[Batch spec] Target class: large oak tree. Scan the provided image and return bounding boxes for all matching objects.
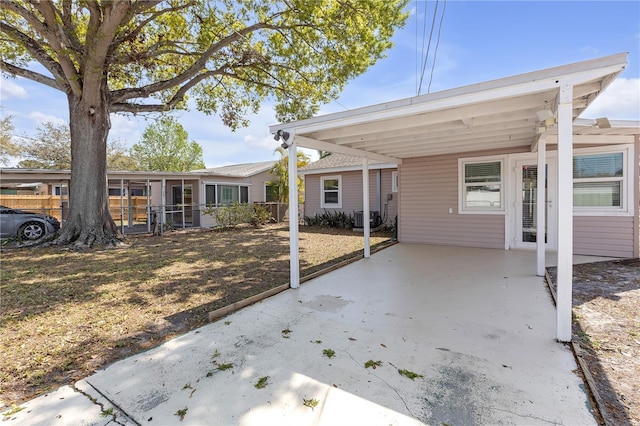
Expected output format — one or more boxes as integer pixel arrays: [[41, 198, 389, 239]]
[[0, 0, 408, 247]]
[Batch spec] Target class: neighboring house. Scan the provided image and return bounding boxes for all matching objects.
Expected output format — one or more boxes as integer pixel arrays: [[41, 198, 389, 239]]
[[299, 154, 398, 228], [0, 160, 279, 230]]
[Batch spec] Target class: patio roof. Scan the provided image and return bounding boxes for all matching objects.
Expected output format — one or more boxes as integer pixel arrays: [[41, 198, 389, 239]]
[[271, 53, 638, 344], [270, 53, 629, 162]]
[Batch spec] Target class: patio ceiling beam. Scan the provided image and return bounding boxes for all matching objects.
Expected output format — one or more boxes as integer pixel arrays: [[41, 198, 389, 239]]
[[371, 132, 534, 157], [545, 134, 635, 144], [307, 93, 553, 141], [293, 135, 402, 164], [386, 140, 532, 159], [346, 119, 536, 150]]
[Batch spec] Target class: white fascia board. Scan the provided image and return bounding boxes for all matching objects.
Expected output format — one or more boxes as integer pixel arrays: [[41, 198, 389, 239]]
[[270, 54, 627, 136], [299, 163, 397, 176], [294, 135, 402, 164], [574, 118, 640, 128], [546, 134, 636, 144]]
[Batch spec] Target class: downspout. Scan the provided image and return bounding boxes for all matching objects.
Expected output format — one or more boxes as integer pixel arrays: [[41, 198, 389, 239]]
[[288, 134, 300, 289], [556, 84, 574, 343]]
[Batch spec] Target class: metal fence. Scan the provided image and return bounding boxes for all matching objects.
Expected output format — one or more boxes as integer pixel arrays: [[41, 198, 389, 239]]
[[0, 195, 292, 236]]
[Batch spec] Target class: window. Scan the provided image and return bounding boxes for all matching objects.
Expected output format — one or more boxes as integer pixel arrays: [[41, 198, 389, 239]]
[[321, 175, 341, 208], [392, 171, 399, 193], [205, 185, 216, 206], [204, 184, 249, 206], [265, 182, 280, 202], [573, 152, 624, 209], [459, 157, 504, 213]]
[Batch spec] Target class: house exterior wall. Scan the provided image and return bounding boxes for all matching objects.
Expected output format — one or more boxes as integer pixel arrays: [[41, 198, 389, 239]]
[[249, 169, 277, 203], [399, 151, 506, 249], [398, 145, 638, 257], [303, 169, 398, 227]]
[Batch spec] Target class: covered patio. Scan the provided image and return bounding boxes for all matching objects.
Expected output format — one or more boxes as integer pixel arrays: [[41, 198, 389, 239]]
[[13, 244, 599, 425], [271, 53, 638, 343]]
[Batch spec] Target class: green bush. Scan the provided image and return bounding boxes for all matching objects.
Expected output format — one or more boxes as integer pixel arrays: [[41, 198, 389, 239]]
[[203, 203, 273, 228], [303, 210, 354, 229], [249, 204, 273, 227]]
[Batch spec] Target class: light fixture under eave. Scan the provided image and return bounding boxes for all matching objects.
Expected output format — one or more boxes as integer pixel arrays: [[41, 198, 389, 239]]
[[595, 117, 611, 128], [273, 129, 290, 142], [536, 109, 555, 121]]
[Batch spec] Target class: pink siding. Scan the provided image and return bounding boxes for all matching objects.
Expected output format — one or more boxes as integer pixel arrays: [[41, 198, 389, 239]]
[[248, 170, 276, 203], [398, 154, 505, 248], [574, 217, 635, 258], [303, 170, 398, 227]]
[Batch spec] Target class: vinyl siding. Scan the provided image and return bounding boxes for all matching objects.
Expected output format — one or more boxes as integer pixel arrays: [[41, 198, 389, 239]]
[[399, 153, 505, 248], [303, 170, 398, 226], [574, 216, 635, 258]]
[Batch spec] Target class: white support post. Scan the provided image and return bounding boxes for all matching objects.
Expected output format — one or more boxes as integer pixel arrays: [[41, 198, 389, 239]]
[[146, 179, 151, 233], [288, 137, 300, 289], [556, 84, 574, 342], [362, 158, 371, 258], [161, 178, 166, 236], [120, 179, 125, 235], [127, 181, 133, 228], [181, 179, 186, 229], [536, 136, 547, 277]]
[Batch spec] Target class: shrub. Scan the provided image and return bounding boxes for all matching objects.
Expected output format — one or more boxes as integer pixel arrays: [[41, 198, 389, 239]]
[[249, 204, 273, 227], [203, 203, 273, 228], [303, 210, 354, 229]]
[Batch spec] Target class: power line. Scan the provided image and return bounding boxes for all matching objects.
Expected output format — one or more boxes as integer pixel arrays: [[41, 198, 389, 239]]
[[427, 0, 447, 94], [417, 0, 440, 96]]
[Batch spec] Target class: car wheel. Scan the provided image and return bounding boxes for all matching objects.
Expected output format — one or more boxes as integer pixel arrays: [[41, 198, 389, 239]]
[[19, 221, 45, 240]]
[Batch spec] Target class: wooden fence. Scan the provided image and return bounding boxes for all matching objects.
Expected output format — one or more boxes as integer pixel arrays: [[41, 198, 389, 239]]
[[0, 195, 149, 222]]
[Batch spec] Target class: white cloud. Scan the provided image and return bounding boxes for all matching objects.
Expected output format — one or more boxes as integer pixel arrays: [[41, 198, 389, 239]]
[[244, 133, 280, 151], [109, 114, 143, 146], [582, 78, 640, 120], [28, 111, 66, 126], [0, 78, 28, 100]]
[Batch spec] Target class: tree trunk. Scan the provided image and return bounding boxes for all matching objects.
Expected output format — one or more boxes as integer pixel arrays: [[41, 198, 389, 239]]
[[55, 89, 121, 247]]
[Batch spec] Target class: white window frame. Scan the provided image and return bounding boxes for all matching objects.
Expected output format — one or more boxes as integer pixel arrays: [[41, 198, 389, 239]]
[[321, 175, 342, 208], [572, 145, 634, 216], [392, 171, 399, 193], [203, 183, 250, 206], [264, 182, 280, 203], [458, 155, 506, 214]]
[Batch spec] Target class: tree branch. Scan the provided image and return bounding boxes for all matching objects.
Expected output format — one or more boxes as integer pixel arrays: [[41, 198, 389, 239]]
[[0, 61, 62, 92], [110, 20, 278, 103], [32, 0, 83, 95], [0, 22, 68, 90]]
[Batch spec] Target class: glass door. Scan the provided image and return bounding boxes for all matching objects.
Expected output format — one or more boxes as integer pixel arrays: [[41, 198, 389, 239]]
[[514, 159, 556, 249]]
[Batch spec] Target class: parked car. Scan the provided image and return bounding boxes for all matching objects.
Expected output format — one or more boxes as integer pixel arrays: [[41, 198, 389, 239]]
[[0, 206, 61, 240]]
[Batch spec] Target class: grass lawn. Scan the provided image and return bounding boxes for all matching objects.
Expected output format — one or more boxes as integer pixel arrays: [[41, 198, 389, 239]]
[[0, 224, 392, 407]]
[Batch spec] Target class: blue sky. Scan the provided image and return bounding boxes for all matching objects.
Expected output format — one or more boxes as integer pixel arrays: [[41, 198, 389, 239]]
[[1, 1, 639, 168]]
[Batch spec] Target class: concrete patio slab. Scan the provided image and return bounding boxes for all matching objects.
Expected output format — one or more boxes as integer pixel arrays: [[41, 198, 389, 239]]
[[5, 244, 599, 425]]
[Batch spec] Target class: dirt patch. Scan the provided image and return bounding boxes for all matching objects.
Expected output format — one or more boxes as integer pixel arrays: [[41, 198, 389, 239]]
[[0, 224, 393, 408], [547, 259, 640, 426]]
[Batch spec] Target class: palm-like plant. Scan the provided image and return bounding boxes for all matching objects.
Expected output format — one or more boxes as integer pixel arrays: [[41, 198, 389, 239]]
[[270, 147, 310, 203]]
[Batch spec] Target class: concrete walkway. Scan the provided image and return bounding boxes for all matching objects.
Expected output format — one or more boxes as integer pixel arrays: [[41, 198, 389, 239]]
[[3, 244, 597, 425]]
